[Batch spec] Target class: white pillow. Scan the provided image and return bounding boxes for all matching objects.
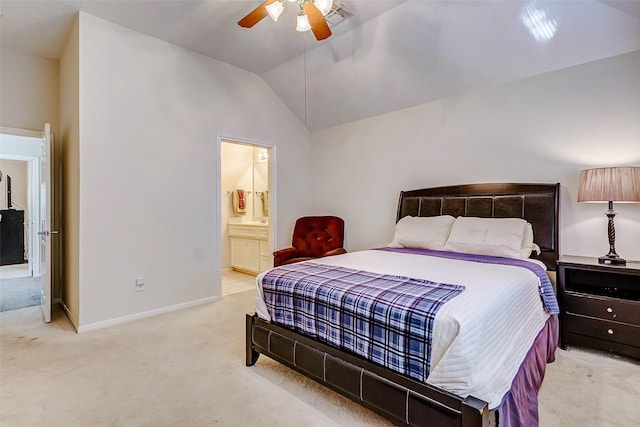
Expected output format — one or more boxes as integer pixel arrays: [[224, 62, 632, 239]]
[[389, 215, 456, 250], [520, 223, 541, 258], [444, 217, 529, 259]]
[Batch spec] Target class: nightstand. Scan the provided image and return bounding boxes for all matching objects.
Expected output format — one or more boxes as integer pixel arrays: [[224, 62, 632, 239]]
[[557, 255, 640, 360]]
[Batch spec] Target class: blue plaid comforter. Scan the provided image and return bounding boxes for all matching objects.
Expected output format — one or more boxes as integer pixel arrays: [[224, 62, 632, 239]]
[[261, 262, 465, 382]]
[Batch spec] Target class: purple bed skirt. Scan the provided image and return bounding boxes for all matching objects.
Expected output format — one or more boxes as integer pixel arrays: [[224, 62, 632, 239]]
[[498, 314, 559, 426]]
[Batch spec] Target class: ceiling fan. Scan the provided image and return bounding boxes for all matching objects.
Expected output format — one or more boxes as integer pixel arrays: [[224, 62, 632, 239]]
[[238, 0, 334, 41]]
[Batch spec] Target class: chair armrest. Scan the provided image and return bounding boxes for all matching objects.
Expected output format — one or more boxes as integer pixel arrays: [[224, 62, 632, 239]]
[[322, 248, 347, 257], [273, 247, 299, 267]]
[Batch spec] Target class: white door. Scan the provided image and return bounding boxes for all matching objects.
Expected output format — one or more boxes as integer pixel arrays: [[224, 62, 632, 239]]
[[39, 123, 55, 323]]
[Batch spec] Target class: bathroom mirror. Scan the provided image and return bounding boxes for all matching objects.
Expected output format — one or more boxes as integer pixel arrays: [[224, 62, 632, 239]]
[[253, 148, 269, 221]]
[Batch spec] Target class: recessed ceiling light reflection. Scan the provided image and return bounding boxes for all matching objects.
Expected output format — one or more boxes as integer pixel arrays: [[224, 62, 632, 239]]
[[520, 1, 558, 42]]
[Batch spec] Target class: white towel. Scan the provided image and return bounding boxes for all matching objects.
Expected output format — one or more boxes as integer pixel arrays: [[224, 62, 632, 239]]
[[259, 191, 268, 217]]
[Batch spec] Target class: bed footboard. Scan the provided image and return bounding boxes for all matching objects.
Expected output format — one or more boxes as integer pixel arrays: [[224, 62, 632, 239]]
[[246, 313, 495, 427]]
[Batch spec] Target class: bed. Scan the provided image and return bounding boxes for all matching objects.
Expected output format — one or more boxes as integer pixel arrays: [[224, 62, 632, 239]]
[[246, 183, 560, 426]]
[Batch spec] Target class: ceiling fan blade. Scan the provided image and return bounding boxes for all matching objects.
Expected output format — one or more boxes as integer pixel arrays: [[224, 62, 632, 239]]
[[303, 2, 332, 41], [238, 0, 278, 28]]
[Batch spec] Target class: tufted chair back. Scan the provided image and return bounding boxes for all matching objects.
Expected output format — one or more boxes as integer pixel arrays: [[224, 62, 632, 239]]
[[273, 216, 347, 267], [292, 216, 345, 257]]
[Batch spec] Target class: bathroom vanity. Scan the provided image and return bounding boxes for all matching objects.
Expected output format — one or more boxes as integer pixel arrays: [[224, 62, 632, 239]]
[[228, 222, 271, 274]]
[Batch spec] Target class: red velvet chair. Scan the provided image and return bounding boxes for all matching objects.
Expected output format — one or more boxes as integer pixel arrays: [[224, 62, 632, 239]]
[[273, 216, 347, 267]]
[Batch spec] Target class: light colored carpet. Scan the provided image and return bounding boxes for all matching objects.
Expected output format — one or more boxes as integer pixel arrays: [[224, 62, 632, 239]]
[[0, 276, 41, 312], [1, 290, 638, 426]]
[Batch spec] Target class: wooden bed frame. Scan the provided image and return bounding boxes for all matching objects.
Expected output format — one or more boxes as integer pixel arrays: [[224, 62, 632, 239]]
[[246, 183, 560, 427]]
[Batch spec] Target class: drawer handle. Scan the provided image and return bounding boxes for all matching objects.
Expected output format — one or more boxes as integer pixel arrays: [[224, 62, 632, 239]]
[[606, 307, 613, 313], [607, 329, 614, 335]]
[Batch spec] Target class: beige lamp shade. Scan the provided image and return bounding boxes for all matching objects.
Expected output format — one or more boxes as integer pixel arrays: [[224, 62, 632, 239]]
[[577, 166, 640, 203]]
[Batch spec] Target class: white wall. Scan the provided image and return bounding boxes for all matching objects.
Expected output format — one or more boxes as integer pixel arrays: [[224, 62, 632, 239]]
[[0, 48, 59, 136], [264, 1, 640, 131], [0, 133, 41, 210], [311, 51, 640, 261], [76, 13, 312, 328], [60, 15, 80, 328]]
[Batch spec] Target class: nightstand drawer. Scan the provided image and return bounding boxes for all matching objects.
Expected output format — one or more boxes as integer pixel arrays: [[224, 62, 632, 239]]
[[565, 313, 640, 348], [564, 292, 640, 325]]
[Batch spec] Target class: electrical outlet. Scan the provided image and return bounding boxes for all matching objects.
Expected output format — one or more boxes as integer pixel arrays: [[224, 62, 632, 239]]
[[135, 277, 145, 292]]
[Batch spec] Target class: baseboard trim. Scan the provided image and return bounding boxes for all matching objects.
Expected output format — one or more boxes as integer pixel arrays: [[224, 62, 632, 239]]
[[60, 301, 79, 332], [77, 296, 220, 333]]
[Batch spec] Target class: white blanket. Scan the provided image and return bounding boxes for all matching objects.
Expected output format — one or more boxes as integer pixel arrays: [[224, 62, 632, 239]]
[[254, 249, 551, 409]]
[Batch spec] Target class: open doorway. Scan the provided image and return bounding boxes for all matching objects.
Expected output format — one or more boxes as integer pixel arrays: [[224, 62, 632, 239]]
[[218, 137, 274, 296], [0, 133, 42, 313]]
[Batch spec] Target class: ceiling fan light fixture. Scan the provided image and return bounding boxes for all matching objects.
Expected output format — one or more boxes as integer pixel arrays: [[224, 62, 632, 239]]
[[238, 0, 332, 40], [315, 0, 333, 16], [296, 11, 311, 32], [266, 1, 285, 22]]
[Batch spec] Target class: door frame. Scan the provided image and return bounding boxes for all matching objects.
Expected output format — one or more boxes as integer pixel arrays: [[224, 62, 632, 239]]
[[1, 125, 59, 323], [216, 134, 276, 296], [0, 127, 42, 277]]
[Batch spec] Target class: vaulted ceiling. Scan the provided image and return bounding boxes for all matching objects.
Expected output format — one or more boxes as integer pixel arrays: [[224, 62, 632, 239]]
[[2, 0, 640, 130]]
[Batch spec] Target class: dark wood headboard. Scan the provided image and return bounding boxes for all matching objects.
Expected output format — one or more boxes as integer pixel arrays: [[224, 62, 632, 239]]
[[396, 183, 560, 271]]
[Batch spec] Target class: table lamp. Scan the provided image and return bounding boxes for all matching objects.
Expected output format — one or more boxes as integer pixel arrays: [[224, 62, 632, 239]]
[[577, 166, 640, 265]]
